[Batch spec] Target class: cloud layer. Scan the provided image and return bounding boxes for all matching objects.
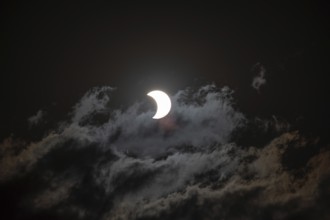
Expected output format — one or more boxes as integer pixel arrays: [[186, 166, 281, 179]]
[[0, 85, 329, 220]]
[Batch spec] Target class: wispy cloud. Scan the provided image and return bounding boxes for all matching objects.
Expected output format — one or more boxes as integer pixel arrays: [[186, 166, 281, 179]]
[[251, 62, 267, 92], [28, 109, 46, 127]]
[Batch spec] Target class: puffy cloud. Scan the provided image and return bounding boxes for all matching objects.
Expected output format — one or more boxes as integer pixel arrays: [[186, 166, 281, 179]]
[[0, 85, 329, 220], [102, 85, 245, 157], [54, 84, 244, 157]]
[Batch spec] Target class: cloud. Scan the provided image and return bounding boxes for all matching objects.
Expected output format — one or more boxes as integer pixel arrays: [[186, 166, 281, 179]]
[[0, 85, 329, 220], [71, 86, 114, 124], [251, 62, 267, 92], [56, 84, 244, 158], [104, 85, 245, 157], [104, 132, 330, 220], [0, 133, 61, 182], [95, 143, 237, 198], [33, 175, 78, 209], [28, 109, 46, 127]]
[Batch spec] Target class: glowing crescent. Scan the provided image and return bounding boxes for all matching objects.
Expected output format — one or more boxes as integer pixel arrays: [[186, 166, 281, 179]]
[[147, 90, 171, 119]]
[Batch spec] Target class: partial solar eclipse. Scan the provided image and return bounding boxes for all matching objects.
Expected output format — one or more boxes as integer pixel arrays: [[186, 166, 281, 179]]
[[147, 90, 171, 119]]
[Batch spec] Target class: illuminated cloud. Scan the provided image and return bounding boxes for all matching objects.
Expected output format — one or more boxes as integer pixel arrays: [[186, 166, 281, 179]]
[[0, 85, 329, 220]]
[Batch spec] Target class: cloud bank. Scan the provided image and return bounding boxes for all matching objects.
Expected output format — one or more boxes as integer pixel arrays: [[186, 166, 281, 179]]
[[0, 85, 329, 220]]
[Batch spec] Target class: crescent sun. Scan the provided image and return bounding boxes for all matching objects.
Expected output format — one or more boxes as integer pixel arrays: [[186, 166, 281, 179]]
[[147, 90, 172, 119]]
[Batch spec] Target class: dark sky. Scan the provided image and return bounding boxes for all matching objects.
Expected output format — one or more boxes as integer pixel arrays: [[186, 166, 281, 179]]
[[2, 2, 329, 138], [1, 2, 330, 220]]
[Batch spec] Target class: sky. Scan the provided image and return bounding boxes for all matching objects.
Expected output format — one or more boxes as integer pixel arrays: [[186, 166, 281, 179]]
[[1, 1, 330, 220]]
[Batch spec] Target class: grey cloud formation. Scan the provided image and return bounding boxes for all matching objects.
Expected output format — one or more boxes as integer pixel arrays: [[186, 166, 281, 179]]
[[71, 86, 114, 124], [0, 85, 329, 220], [95, 143, 237, 197], [61, 84, 244, 157], [251, 62, 267, 91], [0, 133, 61, 182], [33, 175, 78, 209], [109, 85, 244, 157], [104, 132, 330, 220]]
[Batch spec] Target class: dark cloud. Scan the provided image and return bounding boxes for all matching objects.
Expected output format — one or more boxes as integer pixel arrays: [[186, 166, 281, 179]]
[[0, 85, 329, 220], [100, 132, 330, 220]]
